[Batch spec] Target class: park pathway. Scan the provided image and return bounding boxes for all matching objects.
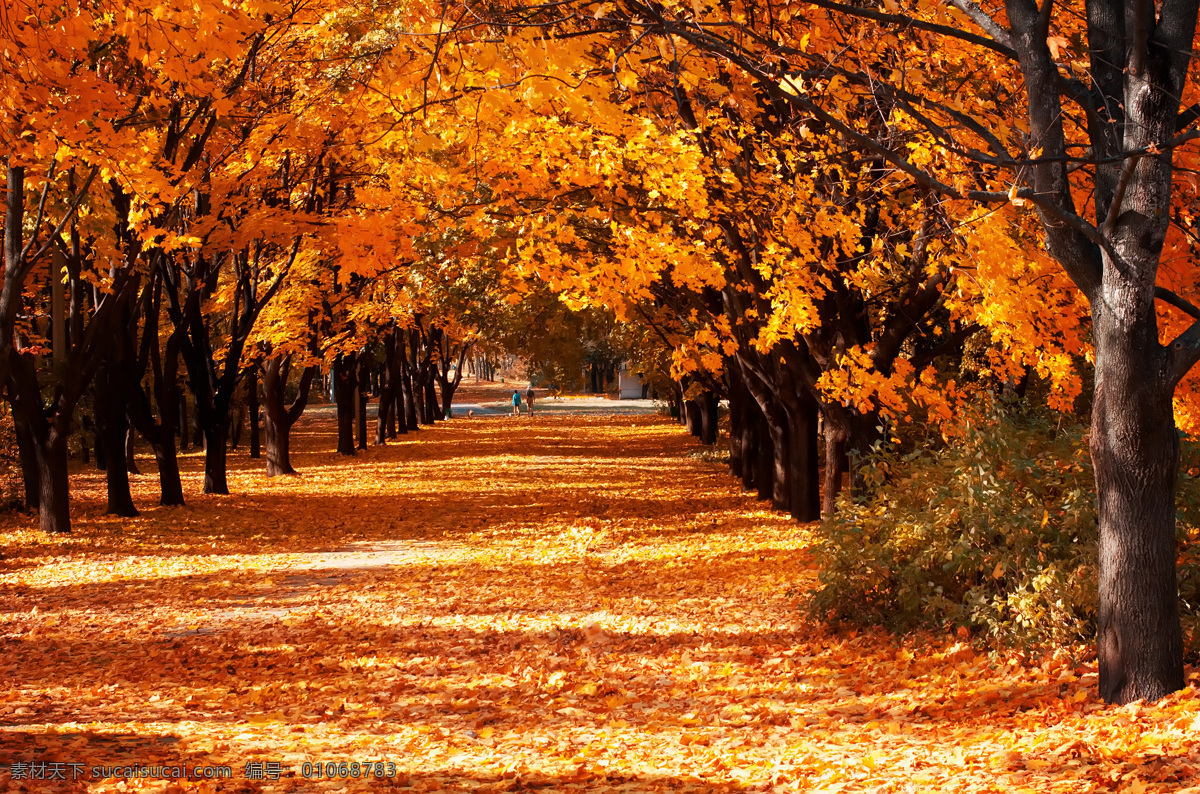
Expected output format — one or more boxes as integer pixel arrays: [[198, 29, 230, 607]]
[[0, 412, 1197, 792]]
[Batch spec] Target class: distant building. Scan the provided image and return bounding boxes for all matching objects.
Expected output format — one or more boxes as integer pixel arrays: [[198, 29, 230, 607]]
[[617, 362, 646, 399]]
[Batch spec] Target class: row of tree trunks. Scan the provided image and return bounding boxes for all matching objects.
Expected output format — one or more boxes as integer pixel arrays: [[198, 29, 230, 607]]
[[8, 309, 467, 522], [677, 354, 822, 524], [375, 329, 417, 444]]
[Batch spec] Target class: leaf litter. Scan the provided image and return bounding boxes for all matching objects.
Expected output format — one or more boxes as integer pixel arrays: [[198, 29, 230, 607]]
[[0, 412, 1198, 792]]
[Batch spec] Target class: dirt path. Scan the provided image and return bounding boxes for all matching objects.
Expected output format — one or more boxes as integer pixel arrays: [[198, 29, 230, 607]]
[[0, 413, 1198, 792]]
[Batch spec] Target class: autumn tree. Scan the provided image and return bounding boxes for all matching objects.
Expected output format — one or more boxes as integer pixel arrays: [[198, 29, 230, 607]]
[[477, 0, 1200, 703]]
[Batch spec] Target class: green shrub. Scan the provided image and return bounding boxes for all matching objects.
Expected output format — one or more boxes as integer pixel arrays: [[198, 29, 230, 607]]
[[809, 405, 1100, 647], [810, 402, 1200, 652]]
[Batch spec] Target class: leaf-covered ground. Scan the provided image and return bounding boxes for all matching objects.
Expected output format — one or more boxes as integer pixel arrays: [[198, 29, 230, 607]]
[[1, 409, 1199, 792]]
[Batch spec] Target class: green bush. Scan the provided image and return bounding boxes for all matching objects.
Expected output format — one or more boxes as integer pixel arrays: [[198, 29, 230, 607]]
[[810, 402, 1200, 652], [810, 405, 1102, 646]]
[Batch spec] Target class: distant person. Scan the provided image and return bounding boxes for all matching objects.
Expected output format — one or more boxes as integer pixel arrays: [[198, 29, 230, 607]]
[[526, 385, 535, 416], [511, 389, 522, 416]]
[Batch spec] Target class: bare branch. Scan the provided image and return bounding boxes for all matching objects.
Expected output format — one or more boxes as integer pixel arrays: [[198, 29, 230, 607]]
[[803, 0, 1017, 57], [947, 0, 1015, 48], [1156, 286, 1200, 319]]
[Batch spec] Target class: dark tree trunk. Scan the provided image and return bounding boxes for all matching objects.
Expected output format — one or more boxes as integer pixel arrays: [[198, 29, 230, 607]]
[[1092, 309, 1184, 704], [411, 365, 427, 426], [34, 433, 70, 534], [78, 415, 94, 466], [8, 354, 73, 533], [388, 368, 400, 438], [699, 392, 719, 445], [12, 405, 38, 512], [229, 402, 244, 449], [423, 374, 439, 424], [261, 356, 315, 476], [94, 364, 137, 517], [356, 351, 369, 449], [727, 365, 750, 480], [247, 369, 260, 458], [141, 316, 186, 507], [400, 342, 419, 432], [178, 394, 189, 450], [821, 406, 880, 516], [684, 399, 701, 437], [151, 409, 185, 507], [751, 406, 774, 501], [125, 427, 138, 475], [375, 371, 393, 446], [376, 333, 398, 445], [262, 359, 296, 476], [735, 352, 820, 521], [785, 393, 820, 523], [823, 416, 848, 517], [202, 421, 228, 494], [334, 354, 356, 456]]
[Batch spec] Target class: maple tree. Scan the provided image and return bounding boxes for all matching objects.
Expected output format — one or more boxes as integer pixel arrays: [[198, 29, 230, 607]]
[[466, 0, 1200, 705], [453, 12, 995, 524]]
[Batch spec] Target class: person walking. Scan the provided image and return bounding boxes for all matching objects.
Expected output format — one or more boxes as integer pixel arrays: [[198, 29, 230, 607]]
[[511, 389, 522, 417], [526, 385, 535, 416]]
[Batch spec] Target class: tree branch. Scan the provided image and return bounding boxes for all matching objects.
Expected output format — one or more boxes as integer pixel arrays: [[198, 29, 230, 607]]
[[1156, 286, 1200, 319], [947, 0, 1015, 48], [803, 0, 1017, 57], [1102, 153, 1142, 235]]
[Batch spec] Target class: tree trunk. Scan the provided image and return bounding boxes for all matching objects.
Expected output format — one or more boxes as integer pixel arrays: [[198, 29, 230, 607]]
[[94, 366, 137, 517], [727, 365, 750, 480], [263, 402, 292, 474], [262, 357, 295, 475], [423, 374, 439, 424], [820, 405, 881, 515], [34, 432, 70, 534], [684, 399, 701, 437], [376, 333, 400, 444], [786, 395, 820, 522], [375, 369, 393, 446], [94, 428, 106, 470], [12, 406, 38, 512], [334, 354, 356, 456], [411, 365, 426, 426], [261, 356, 315, 476], [202, 420, 228, 494], [751, 406, 774, 500], [146, 326, 185, 506], [125, 427, 138, 475], [229, 401, 244, 449], [1091, 309, 1184, 704], [178, 394, 189, 450], [247, 369, 260, 458], [356, 351, 369, 449], [823, 416, 848, 517], [699, 392, 719, 445], [152, 419, 185, 507], [400, 350, 419, 431]]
